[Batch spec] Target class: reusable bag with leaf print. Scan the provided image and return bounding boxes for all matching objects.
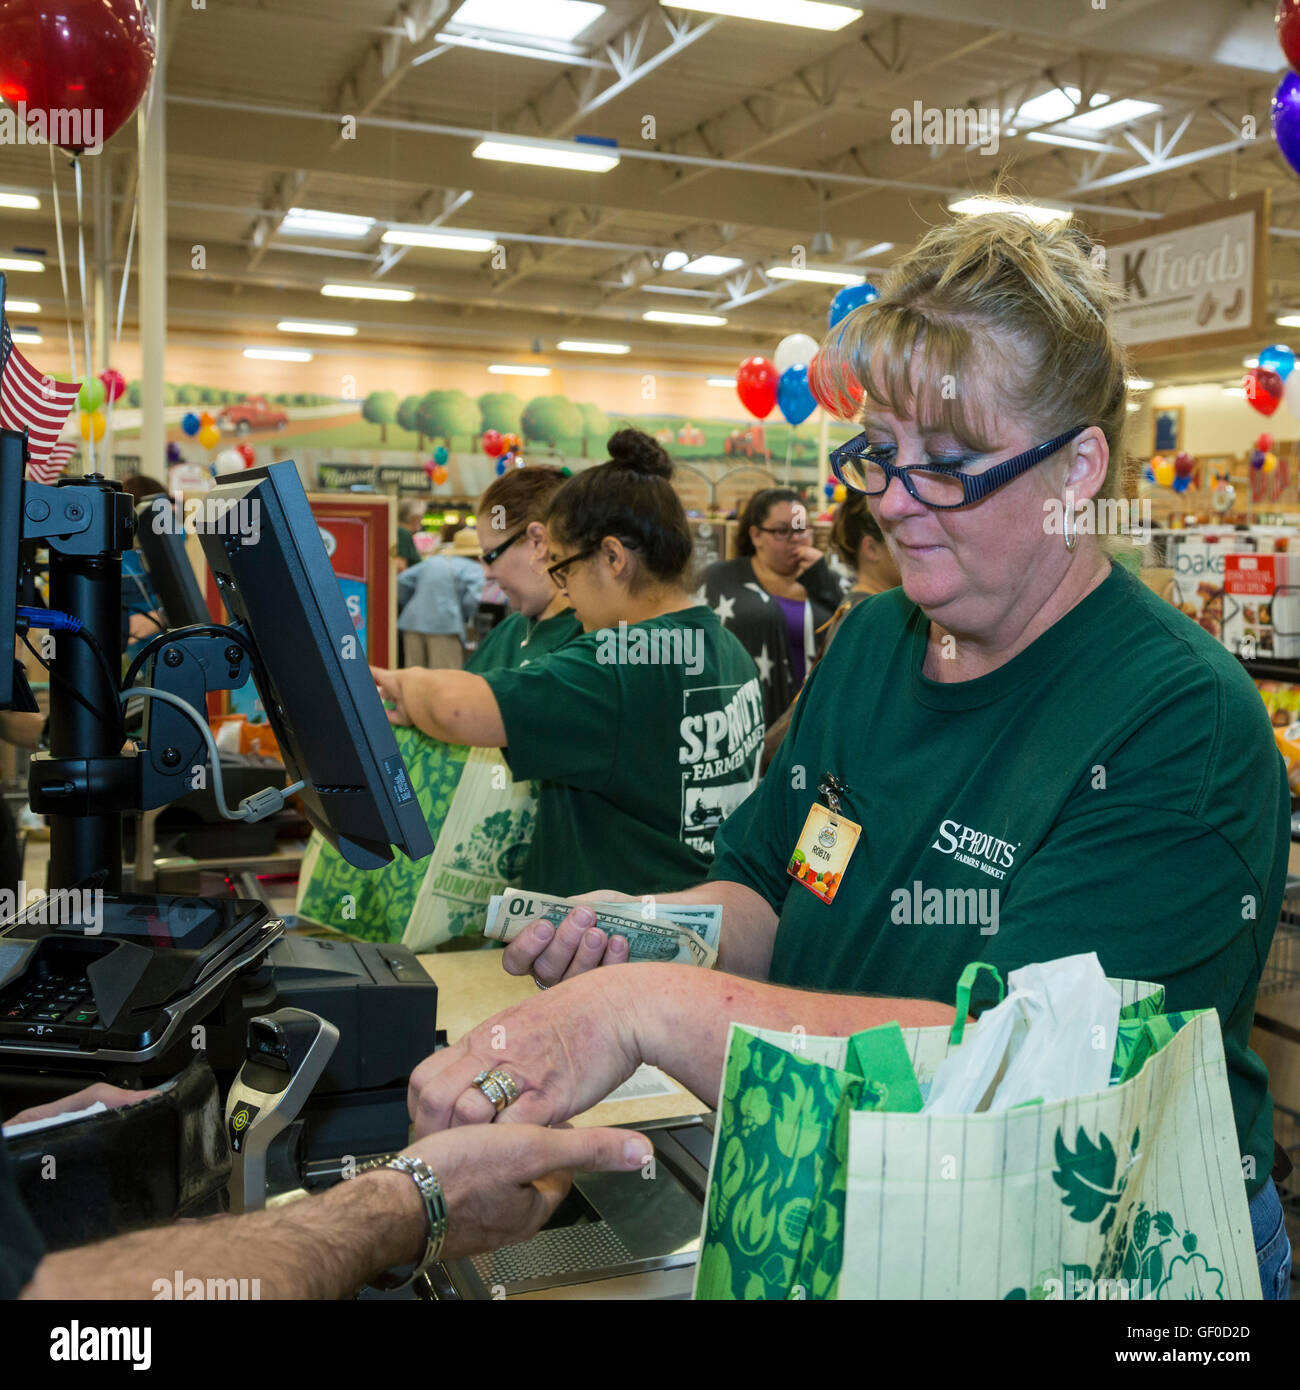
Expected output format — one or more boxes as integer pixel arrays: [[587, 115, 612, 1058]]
[[695, 962, 1259, 1301], [296, 727, 537, 950]]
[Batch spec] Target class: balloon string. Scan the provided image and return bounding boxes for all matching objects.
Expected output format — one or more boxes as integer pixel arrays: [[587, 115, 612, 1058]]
[[115, 196, 138, 345], [73, 158, 96, 473], [47, 147, 79, 404]]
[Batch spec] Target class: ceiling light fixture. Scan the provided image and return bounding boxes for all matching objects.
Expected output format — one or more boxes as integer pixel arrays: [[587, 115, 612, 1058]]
[[767, 265, 865, 286], [381, 228, 498, 252], [488, 363, 552, 376], [277, 320, 358, 336], [660, 0, 857, 32], [321, 283, 415, 302], [557, 340, 630, 354], [244, 347, 314, 362], [948, 196, 1070, 225], [280, 209, 375, 238], [642, 310, 728, 326], [472, 138, 619, 173]]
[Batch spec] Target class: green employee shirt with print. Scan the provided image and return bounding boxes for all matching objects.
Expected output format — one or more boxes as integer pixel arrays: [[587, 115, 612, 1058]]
[[709, 563, 1289, 1198], [485, 605, 762, 897], [467, 608, 584, 675]]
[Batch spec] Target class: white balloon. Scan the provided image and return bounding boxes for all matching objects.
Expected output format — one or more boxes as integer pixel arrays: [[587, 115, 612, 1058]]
[[1286, 368, 1300, 419], [774, 332, 819, 374], [214, 448, 245, 475]]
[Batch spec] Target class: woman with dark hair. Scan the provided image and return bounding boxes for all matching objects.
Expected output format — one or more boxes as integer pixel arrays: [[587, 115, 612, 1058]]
[[701, 487, 846, 727], [762, 491, 901, 766], [371, 429, 762, 898]]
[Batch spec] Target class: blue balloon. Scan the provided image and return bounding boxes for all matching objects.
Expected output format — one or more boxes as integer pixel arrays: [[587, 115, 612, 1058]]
[[1143, 465, 1156, 483], [827, 282, 879, 330], [181, 411, 201, 437], [1259, 343, 1296, 380], [1273, 71, 1300, 180], [1172, 474, 1191, 493], [777, 364, 817, 426], [433, 444, 449, 465], [824, 481, 835, 499], [496, 457, 507, 475]]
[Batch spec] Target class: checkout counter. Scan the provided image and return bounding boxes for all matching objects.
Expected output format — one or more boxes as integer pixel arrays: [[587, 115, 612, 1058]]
[[414, 950, 711, 1301]]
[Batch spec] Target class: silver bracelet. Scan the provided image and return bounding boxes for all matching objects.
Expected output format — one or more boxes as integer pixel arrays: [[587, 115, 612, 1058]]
[[358, 1153, 448, 1291]]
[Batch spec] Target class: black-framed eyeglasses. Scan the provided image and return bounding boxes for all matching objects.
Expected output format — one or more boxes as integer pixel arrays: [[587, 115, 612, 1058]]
[[481, 527, 527, 566], [829, 425, 1088, 510], [546, 547, 599, 590], [755, 524, 808, 540]]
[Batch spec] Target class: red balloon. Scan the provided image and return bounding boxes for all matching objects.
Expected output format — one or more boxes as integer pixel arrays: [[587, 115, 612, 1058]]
[[1173, 451, 1196, 479], [808, 350, 865, 419], [0, 1, 156, 154], [235, 442, 256, 467], [99, 368, 126, 403], [1256, 431, 1275, 452], [482, 429, 504, 457], [1245, 366, 1284, 415], [736, 356, 779, 421], [1281, 0, 1300, 73]]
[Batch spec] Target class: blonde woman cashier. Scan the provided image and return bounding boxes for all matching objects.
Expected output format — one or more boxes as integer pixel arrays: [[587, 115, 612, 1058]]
[[373, 429, 763, 900]]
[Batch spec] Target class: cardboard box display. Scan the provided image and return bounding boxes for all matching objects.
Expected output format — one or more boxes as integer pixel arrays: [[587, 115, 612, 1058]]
[[1223, 552, 1300, 660], [1168, 530, 1256, 641]]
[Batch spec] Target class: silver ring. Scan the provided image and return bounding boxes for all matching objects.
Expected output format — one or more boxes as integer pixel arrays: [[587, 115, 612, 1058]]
[[535, 978, 551, 991]]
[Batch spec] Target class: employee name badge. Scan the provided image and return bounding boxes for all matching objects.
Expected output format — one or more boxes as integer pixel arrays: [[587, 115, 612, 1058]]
[[787, 774, 861, 904]]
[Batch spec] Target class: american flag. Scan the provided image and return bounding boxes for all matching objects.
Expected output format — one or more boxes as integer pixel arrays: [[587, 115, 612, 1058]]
[[29, 440, 78, 485], [0, 318, 81, 482]]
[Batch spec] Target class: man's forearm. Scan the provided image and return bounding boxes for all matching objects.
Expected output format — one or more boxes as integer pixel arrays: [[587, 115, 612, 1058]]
[[625, 966, 957, 1110], [23, 1169, 423, 1300], [661, 879, 778, 978]]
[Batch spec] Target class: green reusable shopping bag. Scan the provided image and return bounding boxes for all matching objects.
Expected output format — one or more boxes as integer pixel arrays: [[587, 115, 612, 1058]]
[[695, 968, 1260, 1301], [295, 727, 537, 949]]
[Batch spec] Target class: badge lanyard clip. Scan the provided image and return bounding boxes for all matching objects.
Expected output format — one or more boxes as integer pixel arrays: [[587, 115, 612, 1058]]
[[817, 773, 847, 827]]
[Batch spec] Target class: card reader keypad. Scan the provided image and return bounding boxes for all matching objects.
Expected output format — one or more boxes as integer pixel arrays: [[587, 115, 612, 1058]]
[[0, 961, 98, 1027]]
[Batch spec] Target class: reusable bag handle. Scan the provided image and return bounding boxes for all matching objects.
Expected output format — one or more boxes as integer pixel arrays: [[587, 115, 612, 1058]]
[[949, 961, 1004, 1046]]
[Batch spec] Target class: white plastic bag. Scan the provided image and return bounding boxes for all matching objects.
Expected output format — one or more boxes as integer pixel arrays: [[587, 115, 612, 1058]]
[[923, 952, 1121, 1115]]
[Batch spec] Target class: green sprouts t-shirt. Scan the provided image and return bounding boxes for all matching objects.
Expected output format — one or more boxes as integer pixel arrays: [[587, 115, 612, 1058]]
[[486, 606, 762, 896], [467, 608, 583, 675], [709, 564, 1289, 1197]]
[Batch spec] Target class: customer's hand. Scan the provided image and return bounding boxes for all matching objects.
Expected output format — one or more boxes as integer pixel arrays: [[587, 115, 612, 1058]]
[[370, 666, 412, 726], [408, 969, 638, 1137], [6, 1082, 156, 1129], [500, 891, 635, 984], [792, 541, 823, 575], [399, 1121, 652, 1260]]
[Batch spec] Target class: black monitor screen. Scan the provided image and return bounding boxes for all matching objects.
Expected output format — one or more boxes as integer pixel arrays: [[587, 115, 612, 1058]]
[[134, 496, 211, 629], [196, 461, 432, 870]]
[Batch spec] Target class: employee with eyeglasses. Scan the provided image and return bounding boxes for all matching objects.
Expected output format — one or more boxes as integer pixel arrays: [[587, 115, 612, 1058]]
[[372, 429, 762, 900], [701, 488, 848, 728], [411, 211, 1293, 1302]]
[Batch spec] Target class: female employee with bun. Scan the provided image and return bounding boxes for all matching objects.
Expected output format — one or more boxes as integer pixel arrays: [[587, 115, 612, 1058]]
[[406, 210, 1293, 1298], [372, 428, 763, 903]]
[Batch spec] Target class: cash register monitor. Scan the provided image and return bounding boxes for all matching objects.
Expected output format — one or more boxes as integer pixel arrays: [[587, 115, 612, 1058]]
[[134, 495, 211, 629], [0, 427, 21, 711], [196, 460, 433, 871]]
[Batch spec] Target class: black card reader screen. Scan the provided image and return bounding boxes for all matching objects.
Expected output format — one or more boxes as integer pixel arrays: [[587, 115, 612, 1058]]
[[52, 896, 250, 951]]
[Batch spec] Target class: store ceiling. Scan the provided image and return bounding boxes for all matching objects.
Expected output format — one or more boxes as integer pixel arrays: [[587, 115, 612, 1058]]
[[0, 0, 1292, 386]]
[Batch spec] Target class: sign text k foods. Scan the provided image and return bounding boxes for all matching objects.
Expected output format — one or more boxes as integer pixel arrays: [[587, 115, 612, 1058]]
[[1102, 190, 1270, 358]]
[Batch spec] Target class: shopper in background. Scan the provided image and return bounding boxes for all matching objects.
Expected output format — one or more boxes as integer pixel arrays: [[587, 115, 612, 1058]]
[[762, 490, 901, 767], [418, 211, 1293, 1300], [0, 697, 42, 904], [394, 497, 426, 574], [397, 527, 486, 669], [701, 488, 847, 727], [373, 429, 762, 898]]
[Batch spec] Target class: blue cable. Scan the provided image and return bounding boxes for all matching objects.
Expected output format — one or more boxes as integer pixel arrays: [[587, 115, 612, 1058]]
[[17, 606, 81, 633]]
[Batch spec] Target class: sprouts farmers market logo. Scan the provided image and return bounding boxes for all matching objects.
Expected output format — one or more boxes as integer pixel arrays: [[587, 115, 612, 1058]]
[[931, 819, 1018, 881], [0, 102, 103, 155]]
